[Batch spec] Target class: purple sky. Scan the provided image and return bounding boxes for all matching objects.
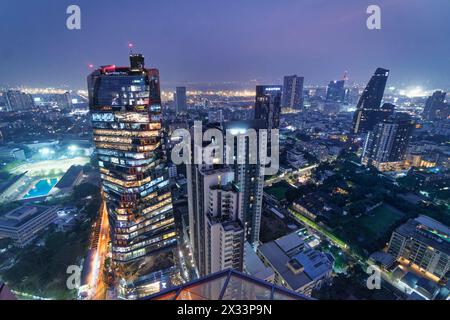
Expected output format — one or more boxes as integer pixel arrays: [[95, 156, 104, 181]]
[[0, 0, 449, 90]]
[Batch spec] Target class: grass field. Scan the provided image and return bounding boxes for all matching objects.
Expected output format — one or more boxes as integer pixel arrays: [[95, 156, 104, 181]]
[[265, 181, 294, 201], [331, 203, 406, 255], [359, 204, 405, 238]]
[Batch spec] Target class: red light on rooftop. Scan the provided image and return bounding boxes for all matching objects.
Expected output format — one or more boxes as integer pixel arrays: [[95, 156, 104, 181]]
[[101, 65, 117, 73]]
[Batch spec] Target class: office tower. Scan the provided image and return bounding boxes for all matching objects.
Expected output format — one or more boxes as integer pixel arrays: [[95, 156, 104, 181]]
[[175, 86, 187, 114], [353, 68, 390, 134], [88, 54, 179, 299], [423, 91, 448, 120], [208, 109, 223, 123], [387, 215, 450, 280], [326, 80, 346, 103], [282, 75, 304, 109], [362, 112, 415, 170], [187, 164, 245, 276], [255, 85, 282, 130], [4, 90, 34, 111]]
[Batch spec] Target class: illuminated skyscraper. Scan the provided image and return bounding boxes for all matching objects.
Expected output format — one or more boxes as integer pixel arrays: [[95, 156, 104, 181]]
[[282, 75, 304, 109], [362, 112, 415, 169], [255, 85, 282, 130], [353, 68, 390, 134], [88, 54, 179, 299]]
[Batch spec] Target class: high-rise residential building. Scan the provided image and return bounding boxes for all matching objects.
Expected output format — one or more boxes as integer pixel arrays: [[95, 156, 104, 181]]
[[187, 164, 245, 277], [353, 68, 390, 134], [282, 75, 304, 109], [175, 86, 187, 114], [362, 112, 415, 171], [187, 120, 266, 278], [224, 120, 266, 246], [326, 80, 346, 103], [423, 91, 448, 120], [387, 215, 450, 280], [88, 54, 179, 299], [4, 90, 34, 112], [255, 85, 282, 130]]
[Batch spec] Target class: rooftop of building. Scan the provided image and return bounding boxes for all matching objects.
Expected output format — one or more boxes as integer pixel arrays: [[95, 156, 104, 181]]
[[258, 232, 333, 291], [0, 205, 54, 229], [146, 269, 310, 300], [54, 165, 83, 189], [274, 232, 305, 256], [395, 215, 450, 255], [243, 242, 274, 281]]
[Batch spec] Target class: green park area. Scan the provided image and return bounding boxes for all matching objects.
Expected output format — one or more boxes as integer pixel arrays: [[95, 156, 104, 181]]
[[265, 181, 293, 201], [287, 155, 447, 258], [359, 204, 405, 238], [330, 203, 406, 256]]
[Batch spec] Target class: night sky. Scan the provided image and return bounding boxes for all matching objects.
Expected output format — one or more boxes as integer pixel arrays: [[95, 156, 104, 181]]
[[0, 0, 449, 90]]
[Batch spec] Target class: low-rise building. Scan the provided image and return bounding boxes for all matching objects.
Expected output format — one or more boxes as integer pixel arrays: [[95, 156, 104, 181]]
[[257, 231, 334, 296], [243, 242, 275, 282], [387, 215, 450, 280], [0, 205, 58, 247], [54, 165, 84, 193]]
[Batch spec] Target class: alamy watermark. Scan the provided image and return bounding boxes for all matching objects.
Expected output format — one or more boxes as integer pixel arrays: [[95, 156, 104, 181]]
[[367, 5, 381, 30], [66, 5, 81, 30], [171, 121, 279, 176], [66, 265, 81, 290], [366, 265, 381, 290]]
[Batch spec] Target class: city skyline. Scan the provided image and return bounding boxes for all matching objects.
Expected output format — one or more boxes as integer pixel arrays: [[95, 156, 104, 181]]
[[0, 0, 449, 306], [0, 0, 450, 89]]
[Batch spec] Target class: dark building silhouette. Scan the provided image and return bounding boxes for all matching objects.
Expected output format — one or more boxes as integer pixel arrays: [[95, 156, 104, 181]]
[[175, 86, 187, 114], [255, 85, 282, 130], [326, 80, 346, 103], [4, 90, 34, 112], [423, 91, 448, 120], [353, 68, 390, 134], [282, 75, 304, 109], [88, 54, 179, 299]]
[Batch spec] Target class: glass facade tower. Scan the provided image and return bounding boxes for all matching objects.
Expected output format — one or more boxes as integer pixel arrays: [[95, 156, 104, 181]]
[[353, 68, 390, 134], [88, 54, 179, 299]]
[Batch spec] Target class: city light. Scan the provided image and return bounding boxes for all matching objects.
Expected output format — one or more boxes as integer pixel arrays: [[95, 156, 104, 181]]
[[68, 145, 78, 153]]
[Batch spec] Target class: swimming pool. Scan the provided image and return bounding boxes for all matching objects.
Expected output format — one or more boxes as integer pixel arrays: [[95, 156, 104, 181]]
[[22, 178, 59, 199]]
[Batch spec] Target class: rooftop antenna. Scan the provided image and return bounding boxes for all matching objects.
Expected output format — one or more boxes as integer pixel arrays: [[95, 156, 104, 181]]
[[343, 71, 349, 81], [128, 42, 134, 55]]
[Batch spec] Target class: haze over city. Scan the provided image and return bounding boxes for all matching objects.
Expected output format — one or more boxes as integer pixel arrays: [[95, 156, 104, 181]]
[[0, 0, 449, 310], [0, 0, 449, 89]]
